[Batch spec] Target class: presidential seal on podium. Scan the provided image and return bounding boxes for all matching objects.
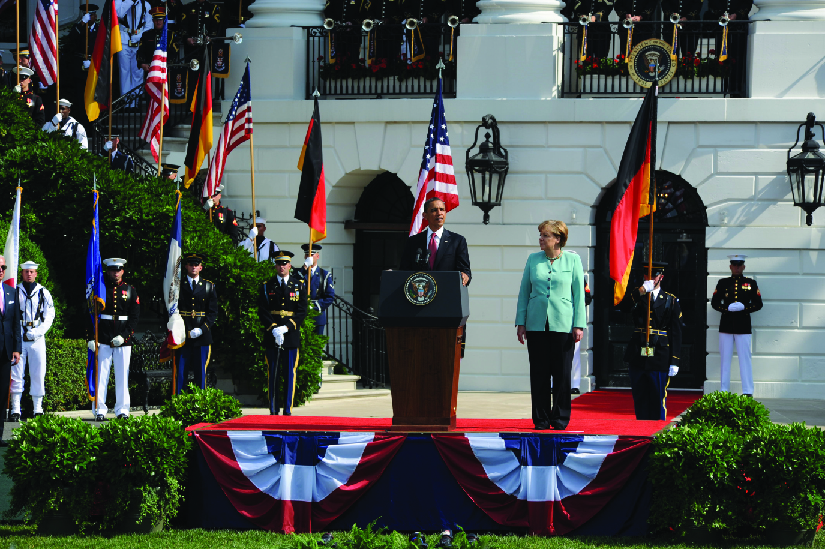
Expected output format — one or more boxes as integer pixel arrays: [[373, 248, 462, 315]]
[[405, 272, 438, 306], [628, 39, 677, 88]]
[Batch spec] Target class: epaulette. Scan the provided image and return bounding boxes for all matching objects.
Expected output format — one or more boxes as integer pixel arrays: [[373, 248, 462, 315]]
[[203, 279, 214, 285]]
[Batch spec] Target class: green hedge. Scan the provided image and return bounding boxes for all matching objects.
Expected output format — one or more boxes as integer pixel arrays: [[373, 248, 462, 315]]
[[679, 390, 772, 436], [43, 338, 89, 412], [0, 88, 325, 405], [159, 383, 243, 427]]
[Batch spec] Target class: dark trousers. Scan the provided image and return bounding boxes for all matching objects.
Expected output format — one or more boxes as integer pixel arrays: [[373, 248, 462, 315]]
[[175, 345, 210, 394], [629, 368, 669, 420], [266, 346, 299, 415], [315, 324, 326, 335], [0, 353, 10, 431], [526, 330, 574, 430]]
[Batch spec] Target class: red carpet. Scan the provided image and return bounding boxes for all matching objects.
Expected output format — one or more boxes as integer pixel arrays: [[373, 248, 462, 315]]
[[197, 390, 701, 437]]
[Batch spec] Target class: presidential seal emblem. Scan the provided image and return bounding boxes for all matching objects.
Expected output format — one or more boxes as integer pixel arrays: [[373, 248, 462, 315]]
[[628, 39, 677, 88], [404, 272, 437, 306]]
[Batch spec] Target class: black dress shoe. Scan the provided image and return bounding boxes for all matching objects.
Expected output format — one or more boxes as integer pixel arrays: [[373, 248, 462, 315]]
[[116, 414, 127, 419], [534, 422, 550, 430], [283, 412, 292, 416], [270, 411, 279, 416], [95, 414, 105, 422], [551, 423, 567, 431], [571, 388, 580, 395], [9, 413, 20, 422]]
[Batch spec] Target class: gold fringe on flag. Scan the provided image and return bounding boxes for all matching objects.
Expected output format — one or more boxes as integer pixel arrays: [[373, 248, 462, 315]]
[[719, 25, 729, 61], [580, 22, 588, 62]]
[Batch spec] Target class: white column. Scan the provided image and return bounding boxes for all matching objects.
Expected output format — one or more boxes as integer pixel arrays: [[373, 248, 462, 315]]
[[247, 0, 324, 28], [475, 0, 567, 24], [750, 0, 825, 20]]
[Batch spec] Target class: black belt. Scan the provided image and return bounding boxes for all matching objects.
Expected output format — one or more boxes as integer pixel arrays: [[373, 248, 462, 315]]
[[635, 328, 667, 335], [179, 310, 206, 318]]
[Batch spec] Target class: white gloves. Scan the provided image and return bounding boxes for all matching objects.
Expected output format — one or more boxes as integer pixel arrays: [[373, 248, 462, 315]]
[[728, 302, 745, 312], [82, 60, 91, 69], [304, 257, 314, 269], [189, 328, 203, 339], [25, 331, 37, 341], [248, 226, 258, 239], [88, 340, 96, 351], [668, 365, 679, 377], [642, 280, 656, 293], [82, 13, 91, 23], [271, 325, 288, 346], [203, 198, 214, 210], [104, 140, 113, 151], [52, 113, 63, 124], [111, 335, 125, 347], [13, 85, 21, 93]]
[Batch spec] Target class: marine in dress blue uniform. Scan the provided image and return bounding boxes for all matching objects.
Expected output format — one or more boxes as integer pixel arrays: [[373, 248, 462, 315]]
[[299, 243, 334, 335], [175, 253, 218, 393], [711, 254, 763, 396], [258, 251, 307, 415], [620, 262, 682, 421]]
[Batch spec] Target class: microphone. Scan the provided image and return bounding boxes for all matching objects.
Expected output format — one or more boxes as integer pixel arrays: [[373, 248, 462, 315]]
[[415, 248, 422, 265], [423, 250, 431, 266]]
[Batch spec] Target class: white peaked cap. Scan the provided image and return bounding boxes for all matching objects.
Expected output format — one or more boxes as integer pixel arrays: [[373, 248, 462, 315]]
[[727, 254, 748, 262], [103, 258, 127, 268]]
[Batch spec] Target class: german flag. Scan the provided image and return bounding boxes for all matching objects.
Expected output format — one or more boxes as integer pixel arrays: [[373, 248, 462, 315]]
[[609, 84, 658, 305], [295, 97, 326, 243], [84, 0, 121, 122], [184, 48, 213, 188]]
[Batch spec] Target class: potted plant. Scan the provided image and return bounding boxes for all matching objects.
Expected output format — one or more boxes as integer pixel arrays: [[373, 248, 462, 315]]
[[742, 422, 825, 546], [95, 414, 191, 533], [2, 415, 102, 534]]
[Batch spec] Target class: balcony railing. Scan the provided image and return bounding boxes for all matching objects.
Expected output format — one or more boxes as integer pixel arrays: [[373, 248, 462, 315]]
[[324, 294, 388, 389], [304, 24, 457, 100], [560, 21, 750, 97]]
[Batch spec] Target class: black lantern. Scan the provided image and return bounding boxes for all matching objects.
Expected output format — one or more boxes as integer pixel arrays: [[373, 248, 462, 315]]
[[787, 112, 825, 226], [465, 115, 509, 225]]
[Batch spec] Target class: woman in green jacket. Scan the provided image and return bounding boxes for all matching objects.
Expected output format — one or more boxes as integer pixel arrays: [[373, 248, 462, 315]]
[[515, 220, 586, 430]]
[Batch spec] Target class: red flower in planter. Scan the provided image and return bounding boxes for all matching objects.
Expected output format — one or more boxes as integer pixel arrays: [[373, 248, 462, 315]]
[[694, 58, 700, 66], [708, 49, 716, 55], [317, 56, 325, 61]]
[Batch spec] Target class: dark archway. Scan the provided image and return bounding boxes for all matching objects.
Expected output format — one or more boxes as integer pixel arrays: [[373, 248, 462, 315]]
[[349, 172, 415, 313], [594, 171, 709, 389]]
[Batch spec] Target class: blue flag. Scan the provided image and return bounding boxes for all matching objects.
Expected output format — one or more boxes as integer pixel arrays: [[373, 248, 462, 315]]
[[85, 190, 106, 400]]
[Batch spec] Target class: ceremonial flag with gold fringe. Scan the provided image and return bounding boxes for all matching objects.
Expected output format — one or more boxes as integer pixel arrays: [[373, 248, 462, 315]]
[[160, 192, 185, 381], [85, 190, 106, 401], [184, 47, 213, 188], [295, 97, 327, 243], [609, 84, 658, 305], [84, 0, 121, 122]]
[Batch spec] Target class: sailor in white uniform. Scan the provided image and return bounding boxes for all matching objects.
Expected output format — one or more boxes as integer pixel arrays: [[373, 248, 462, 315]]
[[239, 217, 280, 262], [43, 99, 88, 149], [12, 261, 56, 420]]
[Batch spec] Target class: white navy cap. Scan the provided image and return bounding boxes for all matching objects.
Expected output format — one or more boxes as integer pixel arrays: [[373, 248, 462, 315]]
[[58, 98, 72, 108], [20, 261, 39, 270], [103, 258, 127, 268], [255, 217, 266, 225], [727, 254, 747, 263]]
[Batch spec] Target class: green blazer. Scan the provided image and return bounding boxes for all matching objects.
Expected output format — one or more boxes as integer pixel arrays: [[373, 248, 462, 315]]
[[515, 250, 587, 333]]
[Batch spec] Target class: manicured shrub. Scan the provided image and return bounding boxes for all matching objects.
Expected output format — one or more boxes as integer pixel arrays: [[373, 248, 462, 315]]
[[43, 338, 89, 412], [679, 391, 771, 436], [159, 383, 243, 427]]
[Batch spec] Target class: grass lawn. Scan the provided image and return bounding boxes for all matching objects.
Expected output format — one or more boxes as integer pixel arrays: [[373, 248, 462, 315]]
[[0, 526, 822, 549]]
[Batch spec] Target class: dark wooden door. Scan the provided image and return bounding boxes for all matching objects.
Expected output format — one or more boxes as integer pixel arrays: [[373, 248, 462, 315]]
[[594, 172, 708, 389]]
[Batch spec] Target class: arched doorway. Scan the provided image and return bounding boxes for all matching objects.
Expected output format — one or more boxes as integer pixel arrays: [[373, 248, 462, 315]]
[[594, 171, 709, 389], [348, 172, 415, 313]]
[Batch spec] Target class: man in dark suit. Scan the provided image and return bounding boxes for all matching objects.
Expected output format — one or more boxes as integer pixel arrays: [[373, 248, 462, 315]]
[[0, 256, 22, 446], [258, 251, 307, 415], [400, 197, 472, 355], [176, 253, 218, 393], [620, 262, 682, 420]]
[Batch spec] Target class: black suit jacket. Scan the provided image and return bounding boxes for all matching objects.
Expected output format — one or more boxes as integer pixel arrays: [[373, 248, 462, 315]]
[[179, 278, 218, 346], [399, 228, 472, 284], [0, 284, 22, 360]]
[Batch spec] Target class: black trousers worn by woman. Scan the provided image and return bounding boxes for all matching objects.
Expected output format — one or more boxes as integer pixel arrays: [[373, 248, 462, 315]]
[[526, 330, 574, 430]]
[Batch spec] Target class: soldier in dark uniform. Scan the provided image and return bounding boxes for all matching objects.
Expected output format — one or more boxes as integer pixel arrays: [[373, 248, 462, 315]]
[[258, 251, 307, 415], [106, 136, 135, 173], [161, 163, 180, 180], [711, 254, 763, 397], [566, 0, 614, 63], [66, 5, 100, 65], [203, 184, 240, 243], [323, 0, 363, 67], [299, 244, 335, 335], [662, 0, 702, 57], [180, 0, 220, 97], [614, 0, 655, 61], [3, 48, 37, 90], [137, 6, 170, 72], [88, 258, 141, 420], [620, 261, 682, 420], [705, 0, 752, 95], [175, 253, 218, 393], [16, 68, 46, 127]]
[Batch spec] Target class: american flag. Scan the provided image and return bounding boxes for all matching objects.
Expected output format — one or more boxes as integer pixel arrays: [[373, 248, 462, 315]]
[[30, 0, 58, 86], [139, 17, 169, 162], [409, 76, 458, 236], [203, 63, 253, 199]]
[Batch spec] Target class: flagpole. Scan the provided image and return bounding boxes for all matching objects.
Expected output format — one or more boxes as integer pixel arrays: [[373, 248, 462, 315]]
[[644, 74, 659, 352], [107, 47, 113, 159], [85, 0, 89, 62], [250, 132, 257, 262], [15, 0, 20, 86], [157, 81, 166, 177], [56, 2, 60, 118], [92, 182, 100, 417]]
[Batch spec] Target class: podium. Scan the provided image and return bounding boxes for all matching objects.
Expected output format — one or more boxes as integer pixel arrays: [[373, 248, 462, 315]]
[[378, 271, 469, 431]]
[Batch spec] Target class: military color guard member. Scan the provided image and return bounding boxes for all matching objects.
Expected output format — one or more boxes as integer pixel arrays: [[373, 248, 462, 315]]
[[299, 244, 335, 335], [176, 253, 218, 392], [258, 251, 307, 415], [204, 184, 240, 243], [711, 254, 763, 396]]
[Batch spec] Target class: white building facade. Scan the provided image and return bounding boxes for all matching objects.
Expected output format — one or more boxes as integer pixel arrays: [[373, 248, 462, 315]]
[[217, 0, 825, 400]]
